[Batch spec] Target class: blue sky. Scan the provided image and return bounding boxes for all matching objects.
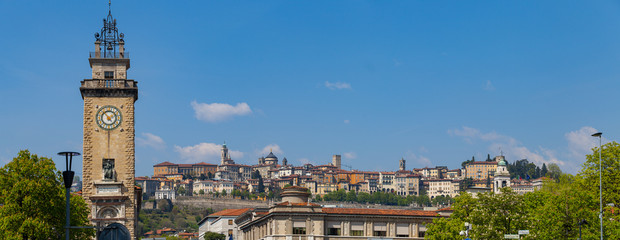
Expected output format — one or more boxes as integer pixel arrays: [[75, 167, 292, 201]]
[[1, 1, 620, 177]]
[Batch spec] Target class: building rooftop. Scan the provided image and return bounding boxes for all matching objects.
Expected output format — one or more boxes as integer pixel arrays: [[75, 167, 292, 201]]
[[322, 207, 438, 217], [209, 208, 254, 217]]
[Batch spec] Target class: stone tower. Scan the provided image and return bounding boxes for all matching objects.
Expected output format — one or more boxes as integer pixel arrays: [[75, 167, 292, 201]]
[[332, 154, 341, 169], [493, 157, 511, 194], [80, 5, 139, 239], [220, 143, 232, 165], [399, 158, 406, 171]]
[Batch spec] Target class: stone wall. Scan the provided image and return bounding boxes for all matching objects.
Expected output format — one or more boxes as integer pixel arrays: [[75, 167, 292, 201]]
[[171, 197, 270, 212]]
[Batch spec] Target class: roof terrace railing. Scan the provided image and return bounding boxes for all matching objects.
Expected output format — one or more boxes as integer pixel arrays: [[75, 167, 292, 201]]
[[89, 52, 129, 59], [81, 79, 136, 88]]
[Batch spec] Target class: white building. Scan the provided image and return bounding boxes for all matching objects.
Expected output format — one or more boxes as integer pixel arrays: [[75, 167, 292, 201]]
[[198, 208, 254, 240], [493, 157, 511, 194], [155, 186, 176, 200], [427, 179, 460, 199], [193, 180, 215, 194]]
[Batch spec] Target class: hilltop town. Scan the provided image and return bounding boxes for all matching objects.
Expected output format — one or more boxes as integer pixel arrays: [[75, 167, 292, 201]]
[[133, 143, 547, 203]]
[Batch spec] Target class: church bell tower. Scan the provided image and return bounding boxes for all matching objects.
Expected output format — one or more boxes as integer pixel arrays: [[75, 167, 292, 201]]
[[80, 3, 139, 239]]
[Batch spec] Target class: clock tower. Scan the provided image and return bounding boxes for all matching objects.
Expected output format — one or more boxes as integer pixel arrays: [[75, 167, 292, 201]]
[[80, 5, 139, 239]]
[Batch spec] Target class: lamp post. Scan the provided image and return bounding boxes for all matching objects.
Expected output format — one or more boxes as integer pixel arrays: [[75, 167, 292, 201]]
[[591, 132, 602, 240], [578, 219, 588, 240], [58, 151, 80, 240]]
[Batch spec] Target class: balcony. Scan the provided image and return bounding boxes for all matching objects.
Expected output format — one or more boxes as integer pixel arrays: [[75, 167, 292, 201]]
[[81, 79, 137, 88], [89, 51, 129, 59], [80, 79, 138, 100]]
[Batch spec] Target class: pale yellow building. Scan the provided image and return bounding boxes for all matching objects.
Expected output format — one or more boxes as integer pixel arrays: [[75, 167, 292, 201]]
[[237, 187, 438, 240]]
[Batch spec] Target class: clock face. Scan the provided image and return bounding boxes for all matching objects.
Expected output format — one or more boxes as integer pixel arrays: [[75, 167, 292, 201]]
[[96, 105, 122, 130]]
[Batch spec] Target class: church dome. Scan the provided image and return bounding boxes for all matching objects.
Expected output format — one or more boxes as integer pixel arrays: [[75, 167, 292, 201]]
[[265, 152, 278, 160], [498, 158, 507, 166]]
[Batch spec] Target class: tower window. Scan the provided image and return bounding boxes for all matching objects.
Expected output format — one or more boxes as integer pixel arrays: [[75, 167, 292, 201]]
[[104, 71, 114, 79]]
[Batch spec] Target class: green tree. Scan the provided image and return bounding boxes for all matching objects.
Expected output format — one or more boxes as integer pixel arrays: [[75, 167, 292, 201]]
[[547, 163, 562, 180], [523, 175, 595, 240], [426, 193, 476, 239], [204, 231, 226, 240], [0, 150, 94, 240], [345, 190, 357, 202], [357, 192, 371, 203], [199, 189, 205, 195], [541, 163, 548, 177], [177, 186, 186, 196], [468, 189, 528, 239], [425, 217, 464, 240], [576, 141, 620, 239], [314, 194, 322, 202], [251, 170, 261, 179], [257, 177, 265, 193]]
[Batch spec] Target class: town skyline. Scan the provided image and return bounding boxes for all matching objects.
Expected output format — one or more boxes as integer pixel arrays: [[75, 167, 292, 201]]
[[1, 1, 620, 178]]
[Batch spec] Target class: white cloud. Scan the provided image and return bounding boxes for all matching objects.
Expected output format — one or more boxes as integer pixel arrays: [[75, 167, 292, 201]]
[[174, 142, 243, 163], [449, 126, 564, 167], [136, 133, 165, 150], [565, 126, 605, 158], [405, 151, 432, 167], [257, 144, 283, 157], [343, 152, 357, 159], [191, 101, 252, 123], [325, 81, 352, 90], [484, 80, 495, 91], [344, 120, 350, 124]]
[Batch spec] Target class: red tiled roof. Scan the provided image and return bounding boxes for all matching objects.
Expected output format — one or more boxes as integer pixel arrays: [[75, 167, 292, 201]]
[[178, 164, 193, 168], [194, 162, 217, 166], [209, 208, 253, 217], [468, 161, 498, 165], [322, 208, 438, 217], [154, 161, 176, 167], [437, 207, 453, 212]]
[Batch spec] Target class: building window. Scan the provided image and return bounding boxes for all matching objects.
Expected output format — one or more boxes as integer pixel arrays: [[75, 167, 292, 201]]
[[350, 230, 364, 236], [327, 228, 341, 235], [228, 219, 233, 225], [293, 227, 306, 234], [104, 71, 114, 79], [374, 231, 387, 236], [228, 229, 233, 236]]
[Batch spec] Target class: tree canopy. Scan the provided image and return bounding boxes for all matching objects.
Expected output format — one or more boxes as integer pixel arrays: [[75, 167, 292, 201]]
[[426, 141, 620, 239], [0, 150, 94, 240], [204, 231, 226, 240]]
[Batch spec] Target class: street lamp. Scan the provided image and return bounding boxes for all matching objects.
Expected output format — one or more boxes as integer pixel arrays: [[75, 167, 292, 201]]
[[578, 219, 588, 240], [591, 132, 602, 240], [58, 151, 80, 240]]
